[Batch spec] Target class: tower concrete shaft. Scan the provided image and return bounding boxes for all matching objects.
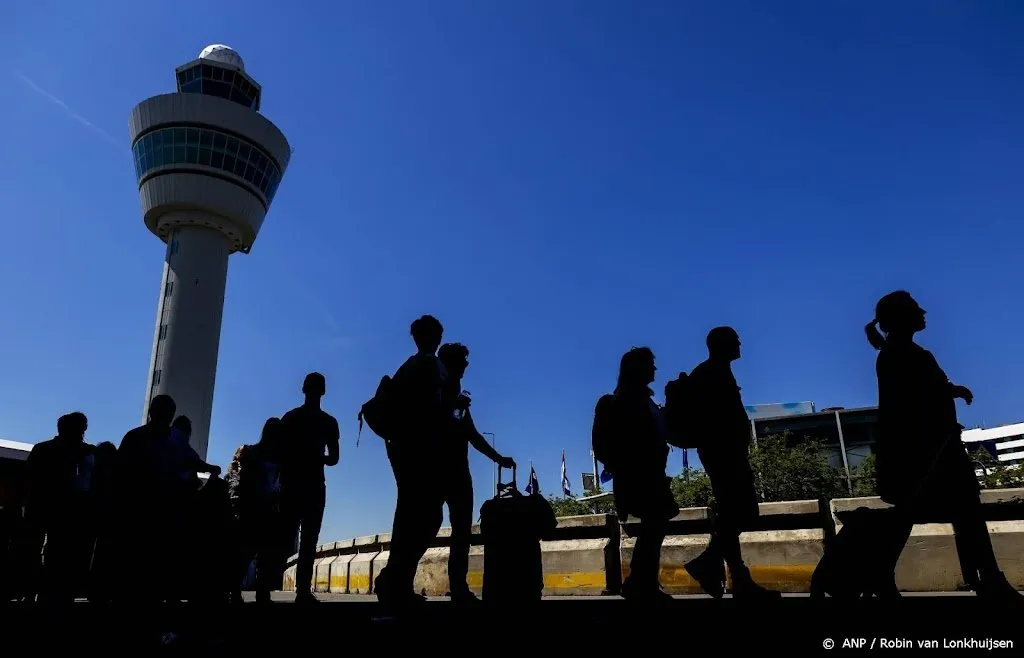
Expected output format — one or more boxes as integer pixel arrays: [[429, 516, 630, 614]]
[[143, 221, 230, 460]]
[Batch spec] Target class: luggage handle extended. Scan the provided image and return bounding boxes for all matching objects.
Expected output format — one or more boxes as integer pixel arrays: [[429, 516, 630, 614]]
[[496, 464, 518, 498]]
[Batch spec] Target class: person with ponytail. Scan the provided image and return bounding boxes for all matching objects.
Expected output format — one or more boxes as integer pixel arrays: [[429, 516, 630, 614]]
[[868, 290, 1019, 600]]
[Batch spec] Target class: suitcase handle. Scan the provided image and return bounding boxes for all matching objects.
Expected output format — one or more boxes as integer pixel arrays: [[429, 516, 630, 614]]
[[497, 464, 517, 496]]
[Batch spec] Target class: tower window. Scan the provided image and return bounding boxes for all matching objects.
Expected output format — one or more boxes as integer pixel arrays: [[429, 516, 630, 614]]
[[153, 369, 162, 386], [133, 125, 283, 203]]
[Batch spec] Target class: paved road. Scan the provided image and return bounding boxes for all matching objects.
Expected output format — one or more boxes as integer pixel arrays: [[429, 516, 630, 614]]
[[5, 593, 1020, 652]]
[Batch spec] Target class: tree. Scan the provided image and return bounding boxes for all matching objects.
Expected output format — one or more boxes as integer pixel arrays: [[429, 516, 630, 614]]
[[850, 453, 878, 497], [971, 449, 1024, 490], [546, 487, 616, 517], [670, 468, 714, 508], [748, 433, 847, 502]]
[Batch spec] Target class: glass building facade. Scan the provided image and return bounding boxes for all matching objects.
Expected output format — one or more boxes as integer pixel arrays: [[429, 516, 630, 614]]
[[132, 126, 282, 203], [176, 62, 261, 110]]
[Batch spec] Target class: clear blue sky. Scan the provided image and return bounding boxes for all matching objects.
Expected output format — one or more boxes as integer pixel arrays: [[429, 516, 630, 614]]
[[1, 1, 1022, 541]]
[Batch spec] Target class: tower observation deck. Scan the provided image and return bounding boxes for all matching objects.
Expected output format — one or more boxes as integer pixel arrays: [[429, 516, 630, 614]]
[[129, 44, 291, 459]]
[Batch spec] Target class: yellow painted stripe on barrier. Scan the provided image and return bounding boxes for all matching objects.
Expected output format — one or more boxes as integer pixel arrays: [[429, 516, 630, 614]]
[[330, 574, 348, 593], [464, 571, 607, 591], [349, 574, 371, 592], [733, 564, 815, 588], [544, 572, 607, 590], [629, 564, 817, 593]]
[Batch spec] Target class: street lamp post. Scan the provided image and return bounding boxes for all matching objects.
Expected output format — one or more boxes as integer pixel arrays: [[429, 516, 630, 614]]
[[482, 431, 496, 495]]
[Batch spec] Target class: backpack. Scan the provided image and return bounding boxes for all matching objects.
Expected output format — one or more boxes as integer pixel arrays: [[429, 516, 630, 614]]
[[357, 374, 402, 446], [663, 372, 700, 449], [591, 394, 621, 475]]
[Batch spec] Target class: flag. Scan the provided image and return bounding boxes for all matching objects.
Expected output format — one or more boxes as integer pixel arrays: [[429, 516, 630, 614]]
[[525, 466, 540, 495], [599, 468, 613, 484], [561, 450, 572, 497]]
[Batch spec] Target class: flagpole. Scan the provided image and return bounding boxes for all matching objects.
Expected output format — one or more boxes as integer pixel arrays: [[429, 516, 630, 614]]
[[590, 449, 600, 492]]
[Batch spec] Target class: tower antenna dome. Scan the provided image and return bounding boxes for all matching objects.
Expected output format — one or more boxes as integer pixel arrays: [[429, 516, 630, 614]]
[[199, 44, 245, 71]]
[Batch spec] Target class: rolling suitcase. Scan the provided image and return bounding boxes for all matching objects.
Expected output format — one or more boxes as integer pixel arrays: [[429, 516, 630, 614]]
[[810, 505, 906, 599], [810, 432, 963, 599], [479, 466, 557, 605]]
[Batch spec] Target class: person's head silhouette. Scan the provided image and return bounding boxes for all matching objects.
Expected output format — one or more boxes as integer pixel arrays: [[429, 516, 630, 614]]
[[56, 412, 88, 442], [411, 315, 444, 355], [707, 326, 741, 362], [438, 342, 470, 380], [148, 395, 176, 427], [617, 346, 657, 391], [866, 290, 926, 350], [302, 372, 326, 405], [260, 416, 283, 446], [172, 415, 192, 439]]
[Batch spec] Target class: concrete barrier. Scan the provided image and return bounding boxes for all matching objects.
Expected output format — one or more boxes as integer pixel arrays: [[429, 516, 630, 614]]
[[282, 562, 296, 592], [541, 515, 619, 596], [347, 535, 380, 594], [369, 532, 391, 595], [413, 547, 452, 596], [411, 526, 452, 596], [292, 488, 1024, 596], [328, 539, 356, 593], [731, 528, 824, 591], [312, 543, 334, 593]]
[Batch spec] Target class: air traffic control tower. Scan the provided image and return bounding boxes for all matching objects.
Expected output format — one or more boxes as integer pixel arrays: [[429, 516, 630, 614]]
[[129, 45, 291, 459]]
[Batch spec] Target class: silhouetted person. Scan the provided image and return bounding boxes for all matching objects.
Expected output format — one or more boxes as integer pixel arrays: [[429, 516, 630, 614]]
[[24, 412, 96, 603], [436, 342, 515, 603], [0, 504, 22, 602], [867, 291, 1021, 599], [116, 394, 178, 602], [88, 441, 117, 603], [685, 328, 779, 600], [593, 347, 676, 602], [192, 471, 234, 604], [375, 314, 449, 606], [280, 372, 340, 604], [229, 417, 285, 604]]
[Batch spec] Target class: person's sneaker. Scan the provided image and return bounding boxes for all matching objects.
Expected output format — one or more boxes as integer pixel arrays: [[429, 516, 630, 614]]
[[294, 591, 320, 604], [450, 589, 480, 605], [975, 572, 1023, 601], [730, 578, 782, 600], [621, 580, 674, 604], [684, 553, 726, 599]]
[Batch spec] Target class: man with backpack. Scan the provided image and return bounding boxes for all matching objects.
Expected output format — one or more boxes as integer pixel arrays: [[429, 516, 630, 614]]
[[680, 327, 779, 600], [435, 342, 515, 604], [369, 315, 459, 607], [279, 372, 340, 604]]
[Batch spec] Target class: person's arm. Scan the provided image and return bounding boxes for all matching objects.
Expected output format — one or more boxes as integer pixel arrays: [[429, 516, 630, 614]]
[[465, 410, 514, 468], [183, 445, 221, 476], [324, 417, 340, 467]]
